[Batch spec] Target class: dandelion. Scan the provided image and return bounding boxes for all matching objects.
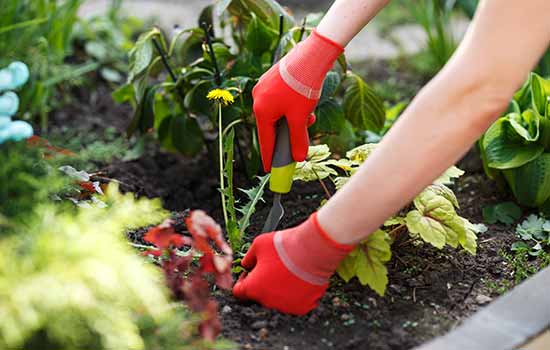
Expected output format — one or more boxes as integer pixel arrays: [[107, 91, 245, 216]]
[[207, 88, 234, 106]]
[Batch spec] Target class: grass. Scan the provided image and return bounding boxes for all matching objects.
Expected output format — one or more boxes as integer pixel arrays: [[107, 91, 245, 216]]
[[500, 248, 550, 285]]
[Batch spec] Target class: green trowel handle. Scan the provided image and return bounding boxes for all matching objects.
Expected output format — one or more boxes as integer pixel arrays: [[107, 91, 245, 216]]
[[269, 118, 296, 194]]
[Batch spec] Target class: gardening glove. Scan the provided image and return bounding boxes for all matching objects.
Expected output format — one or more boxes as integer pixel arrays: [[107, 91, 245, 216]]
[[232, 212, 354, 315], [252, 30, 344, 172]]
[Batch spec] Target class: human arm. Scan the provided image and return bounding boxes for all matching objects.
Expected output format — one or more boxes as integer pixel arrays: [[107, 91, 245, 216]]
[[235, 0, 550, 315], [319, 0, 550, 244]]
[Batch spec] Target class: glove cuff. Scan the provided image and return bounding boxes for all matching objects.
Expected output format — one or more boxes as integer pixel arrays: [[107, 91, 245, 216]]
[[274, 213, 355, 286], [279, 30, 344, 100]]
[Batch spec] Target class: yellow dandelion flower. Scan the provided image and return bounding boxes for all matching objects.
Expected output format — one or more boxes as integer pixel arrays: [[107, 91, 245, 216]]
[[207, 88, 234, 106]]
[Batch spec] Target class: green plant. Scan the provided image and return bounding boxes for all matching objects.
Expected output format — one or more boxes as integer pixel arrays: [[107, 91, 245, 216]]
[[501, 248, 550, 284], [482, 201, 522, 226], [479, 73, 550, 213], [0, 184, 215, 350], [72, 2, 145, 84], [117, 0, 385, 168], [294, 144, 483, 295], [0, 141, 70, 232], [512, 214, 550, 256], [407, 0, 458, 73]]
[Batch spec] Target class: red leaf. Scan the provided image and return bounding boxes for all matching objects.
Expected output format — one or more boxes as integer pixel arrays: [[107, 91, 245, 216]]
[[144, 220, 187, 249]]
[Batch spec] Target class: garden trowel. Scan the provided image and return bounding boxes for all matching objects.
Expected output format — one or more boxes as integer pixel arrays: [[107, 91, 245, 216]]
[[261, 118, 296, 233]]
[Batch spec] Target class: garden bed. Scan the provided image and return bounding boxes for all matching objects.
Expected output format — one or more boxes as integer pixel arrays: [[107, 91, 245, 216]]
[[42, 72, 538, 350]]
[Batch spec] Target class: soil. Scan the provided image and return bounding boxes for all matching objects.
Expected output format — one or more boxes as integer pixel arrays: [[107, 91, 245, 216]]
[[47, 70, 524, 350]]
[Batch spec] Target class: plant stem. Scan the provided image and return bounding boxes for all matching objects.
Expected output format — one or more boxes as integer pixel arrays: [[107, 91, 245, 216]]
[[202, 22, 222, 85], [311, 167, 332, 199], [152, 37, 179, 83], [218, 103, 229, 227], [298, 16, 307, 41]]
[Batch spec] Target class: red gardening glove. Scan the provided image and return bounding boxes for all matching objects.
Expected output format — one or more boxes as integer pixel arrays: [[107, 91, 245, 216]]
[[232, 213, 355, 315], [252, 30, 344, 172]]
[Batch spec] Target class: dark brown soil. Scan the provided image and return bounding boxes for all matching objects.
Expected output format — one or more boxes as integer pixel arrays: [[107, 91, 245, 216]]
[[46, 68, 525, 350], [110, 153, 518, 350]]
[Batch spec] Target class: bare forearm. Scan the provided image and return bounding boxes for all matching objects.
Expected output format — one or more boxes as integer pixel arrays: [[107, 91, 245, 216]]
[[318, 0, 550, 244], [317, 0, 390, 46]]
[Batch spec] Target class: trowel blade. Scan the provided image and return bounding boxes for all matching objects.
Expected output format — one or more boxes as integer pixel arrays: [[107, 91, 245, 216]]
[[261, 193, 284, 233]]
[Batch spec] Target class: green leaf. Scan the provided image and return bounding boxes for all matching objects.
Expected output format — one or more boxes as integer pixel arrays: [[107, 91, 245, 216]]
[[508, 110, 540, 142], [460, 218, 480, 255], [171, 115, 204, 156], [236, 174, 270, 235], [482, 116, 544, 169], [406, 186, 467, 249], [482, 201, 522, 225], [513, 78, 532, 110], [434, 166, 465, 185], [184, 80, 213, 116], [345, 143, 377, 164], [310, 99, 346, 136], [294, 145, 338, 182], [112, 83, 135, 104], [426, 184, 460, 209], [385, 101, 407, 122], [203, 42, 235, 70], [336, 230, 391, 296], [227, 0, 295, 30], [516, 214, 545, 241], [128, 28, 160, 82], [320, 71, 341, 103], [504, 153, 550, 207], [245, 13, 277, 56], [343, 72, 385, 132], [127, 86, 156, 137], [530, 72, 550, 116], [198, 5, 214, 31]]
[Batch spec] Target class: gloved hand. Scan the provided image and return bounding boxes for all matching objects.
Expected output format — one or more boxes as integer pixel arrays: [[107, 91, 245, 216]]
[[232, 213, 354, 315], [252, 30, 344, 172]]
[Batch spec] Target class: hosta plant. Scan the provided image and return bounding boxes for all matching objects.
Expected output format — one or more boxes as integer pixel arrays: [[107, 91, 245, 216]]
[[116, 0, 385, 171], [294, 144, 482, 295], [479, 73, 550, 213]]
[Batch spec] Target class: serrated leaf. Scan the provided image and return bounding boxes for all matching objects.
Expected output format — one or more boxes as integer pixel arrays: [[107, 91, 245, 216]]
[[384, 216, 406, 226], [236, 174, 270, 235], [482, 201, 522, 225], [345, 143, 377, 164], [425, 184, 459, 209], [310, 99, 346, 136], [461, 218, 479, 255], [336, 230, 391, 296], [334, 176, 349, 190], [320, 71, 341, 102], [515, 214, 544, 241], [343, 72, 385, 132], [434, 166, 465, 185], [294, 145, 338, 182], [406, 187, 466, 249]]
